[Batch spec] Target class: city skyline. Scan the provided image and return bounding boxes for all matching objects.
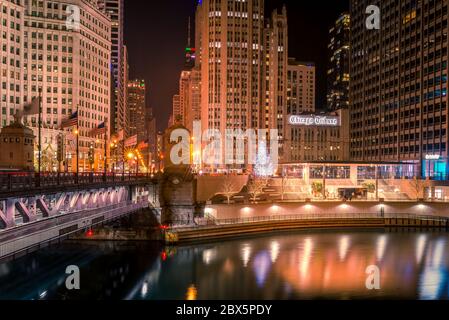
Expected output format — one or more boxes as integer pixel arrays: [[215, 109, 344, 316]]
[[125, 0, 349, 131], [1, 0, 446, 178], [3, 0, 449, 306]]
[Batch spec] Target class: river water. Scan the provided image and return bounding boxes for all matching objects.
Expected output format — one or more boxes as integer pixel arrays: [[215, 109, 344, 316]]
[[1, 230, 449, 300]]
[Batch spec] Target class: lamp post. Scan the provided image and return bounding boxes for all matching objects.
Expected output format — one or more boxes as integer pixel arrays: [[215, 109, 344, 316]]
[[74, 127, 79, 183], [110, 140, 117, 173], [127, 151, 135, 175], [96, 139, 100, 173]]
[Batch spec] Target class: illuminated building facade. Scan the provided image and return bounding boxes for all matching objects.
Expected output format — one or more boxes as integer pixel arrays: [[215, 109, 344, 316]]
[[327, 12, 350, 111], [0, 0, 24, 128], [127, 79, 146, 141], [172, 94, 181, 126], [284, 109, 350, 162], [179, 69, 201, 133], [20, 0, 111, 172], [263, 6, 288, 161], [102, 0, 126, 138], [350, 0, 449, 179], [287, 59, 316, 115], [284, 58, 349, 162], [196, 0, 265, 134]]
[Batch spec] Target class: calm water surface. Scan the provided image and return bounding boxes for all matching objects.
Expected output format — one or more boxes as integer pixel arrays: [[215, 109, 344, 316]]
[[1, 230, 449, 300]]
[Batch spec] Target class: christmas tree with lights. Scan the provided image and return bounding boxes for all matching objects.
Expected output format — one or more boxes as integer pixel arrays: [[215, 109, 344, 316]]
[[254, 140, 275, 177]]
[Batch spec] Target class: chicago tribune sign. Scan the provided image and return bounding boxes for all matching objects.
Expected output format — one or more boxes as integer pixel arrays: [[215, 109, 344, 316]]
[[288, 115, 341, 127]]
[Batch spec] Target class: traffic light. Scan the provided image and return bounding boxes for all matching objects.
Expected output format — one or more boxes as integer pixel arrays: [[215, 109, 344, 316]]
[[57, 134, 65, 162]]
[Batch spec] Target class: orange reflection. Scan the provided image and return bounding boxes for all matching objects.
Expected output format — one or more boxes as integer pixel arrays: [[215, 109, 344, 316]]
[[186, 284, 198, 300]]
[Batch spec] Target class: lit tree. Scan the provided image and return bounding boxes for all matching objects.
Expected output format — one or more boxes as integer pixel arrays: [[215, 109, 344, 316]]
[[409, 177, 431, 201], [37, 144, 57, 172], [282, 177, 301, 201], [247, 177, 267, 203], [312, 182, 324, 198], [221, 178, 239, 204], [254, 140, 275, 177]]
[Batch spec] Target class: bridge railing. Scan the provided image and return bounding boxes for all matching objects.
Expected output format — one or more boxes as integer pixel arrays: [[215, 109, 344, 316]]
[[0, 172, 157, 193]]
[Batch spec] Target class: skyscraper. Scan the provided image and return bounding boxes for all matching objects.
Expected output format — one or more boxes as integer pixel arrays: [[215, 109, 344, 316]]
[[350, 0, 448, 179], [172, 94, 181, 125], [327, 13, 350, 111], [123, 44, 129, 131], [0, 0, 24, 128], [176, 68, 202, 133], [102, 0, 126, 138], [178, 71, 190, 126], [181, 16, 201, 133], [196, 0, 265, 134], [127, 79, 146, 141], [145, 107, 157, 173], [13, 0, 112, 172], [283, 60, 350, 163], [184, 69, 201, 133], [287, 59, 316, 115], [263, 6, 288, 161], [185, 17, 196, 70]]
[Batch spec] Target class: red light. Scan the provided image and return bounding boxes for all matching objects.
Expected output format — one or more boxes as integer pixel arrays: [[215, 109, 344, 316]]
[[160, 225, 169, 230], [161, 252, 167, 261], [86, 229, 94, 237]]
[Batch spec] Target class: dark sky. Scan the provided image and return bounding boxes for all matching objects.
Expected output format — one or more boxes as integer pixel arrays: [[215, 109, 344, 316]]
[[125, 0, 349, 131]]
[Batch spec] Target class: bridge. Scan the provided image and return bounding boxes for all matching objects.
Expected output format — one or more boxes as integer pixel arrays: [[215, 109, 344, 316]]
[[0, 172, 161, 260]]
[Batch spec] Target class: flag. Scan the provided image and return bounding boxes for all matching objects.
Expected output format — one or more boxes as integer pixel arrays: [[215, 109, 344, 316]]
[[111, 129, 124, 142], [125, 135, 138, 147], [61, 111, 78, 129], [23, 98, 40, 116], [89, 122, 107, 137], [137, 139, 149, 150], [67, 138, 77, 151], [117, 129, 124, 141]]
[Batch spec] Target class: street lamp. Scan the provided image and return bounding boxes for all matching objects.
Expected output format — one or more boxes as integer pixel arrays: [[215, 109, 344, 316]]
[[73, 128, 79, 178], [135, 156, 139, 175], [110, 140, 119, 173], [127, 152, 137, 175]]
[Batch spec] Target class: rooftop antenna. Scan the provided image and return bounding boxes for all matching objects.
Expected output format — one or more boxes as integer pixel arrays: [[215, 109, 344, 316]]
[[187, 16, 191, 48]]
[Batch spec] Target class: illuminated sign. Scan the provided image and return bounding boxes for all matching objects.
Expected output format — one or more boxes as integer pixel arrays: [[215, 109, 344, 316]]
[[288, 115, 340, 127], [425, 154, 441, 160]]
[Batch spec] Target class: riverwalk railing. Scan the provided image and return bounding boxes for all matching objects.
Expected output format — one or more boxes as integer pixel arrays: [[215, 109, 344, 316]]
[[170, 212, 449, 230]]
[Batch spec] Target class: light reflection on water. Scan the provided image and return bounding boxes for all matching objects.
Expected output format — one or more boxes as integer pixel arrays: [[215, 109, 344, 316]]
[[1, 231, 449, 300], [141, 231, 449, 300]]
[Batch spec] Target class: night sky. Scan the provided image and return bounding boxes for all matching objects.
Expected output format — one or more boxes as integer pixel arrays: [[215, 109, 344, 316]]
[[125, 0, 349, 131]]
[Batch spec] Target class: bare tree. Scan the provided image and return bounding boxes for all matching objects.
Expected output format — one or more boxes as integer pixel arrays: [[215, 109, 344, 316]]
[[221, 178, 239, 204], [281, 176, 297, 201], [247, 178, 267, 203], [281, 175, 287, 201], [409, 177, 431, 201]]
